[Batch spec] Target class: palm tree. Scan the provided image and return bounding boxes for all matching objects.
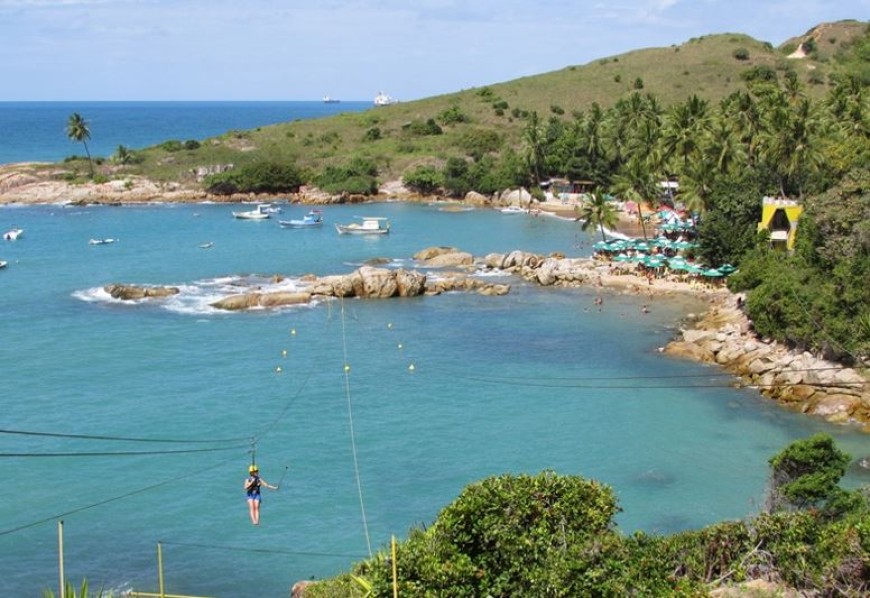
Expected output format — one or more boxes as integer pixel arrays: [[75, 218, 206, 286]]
[[522, 111, 546, 188], [610, 157, 659, 240], [576, 189, 618, 242], [66, 112, 94, 177]]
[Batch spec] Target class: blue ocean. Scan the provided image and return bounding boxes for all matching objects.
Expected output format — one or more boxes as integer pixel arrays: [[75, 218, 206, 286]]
[[2, 104, 869, 598]]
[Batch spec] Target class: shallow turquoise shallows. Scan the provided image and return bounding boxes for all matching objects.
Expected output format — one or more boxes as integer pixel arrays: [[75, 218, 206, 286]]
[[3, 201, 870, 597]]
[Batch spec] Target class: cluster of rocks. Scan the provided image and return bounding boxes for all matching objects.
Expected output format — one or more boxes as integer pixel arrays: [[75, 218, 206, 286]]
[[665, 295, 870, 429]]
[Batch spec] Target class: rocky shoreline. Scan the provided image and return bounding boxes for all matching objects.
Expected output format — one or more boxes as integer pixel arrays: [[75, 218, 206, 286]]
[[664, 293, 870, 431]]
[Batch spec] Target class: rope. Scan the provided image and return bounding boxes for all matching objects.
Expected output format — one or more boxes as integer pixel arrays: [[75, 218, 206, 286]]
[[340, 297, 373, 558]]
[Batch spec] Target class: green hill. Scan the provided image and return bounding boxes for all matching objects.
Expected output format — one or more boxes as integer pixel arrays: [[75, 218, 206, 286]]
[[57, 20, 868, 188]]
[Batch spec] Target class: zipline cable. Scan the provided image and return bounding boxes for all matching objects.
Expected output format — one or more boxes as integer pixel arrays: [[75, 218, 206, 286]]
[[160, 539, 365, 559], [0, 443, 250, 458], [0, 428, 252, 444], [340, 297, 373, 558], [0, 458, 231, 537]]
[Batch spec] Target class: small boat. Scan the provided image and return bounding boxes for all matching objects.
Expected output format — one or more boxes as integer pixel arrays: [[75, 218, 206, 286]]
[[322, 96, 340, 103], [335, 216, 390, 235], [89, 238, 117, 245], [232, 204, 272, 220], [499, 206, 526, 214], [0, 260, 7, 269], [280, 210, 324, 229], [199, 241, 214, 249], [4, 228, 23, 240]]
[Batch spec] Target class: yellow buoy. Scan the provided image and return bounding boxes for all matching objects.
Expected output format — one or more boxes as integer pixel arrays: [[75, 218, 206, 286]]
[[290, 328, 297, 336], [344, 364, 351, 373], [397, 343, 403, 350], [387, 323, 392, 329], [281, 349, 288, 357], [408, 364, 416, 372], [275, 366, 283, 373]]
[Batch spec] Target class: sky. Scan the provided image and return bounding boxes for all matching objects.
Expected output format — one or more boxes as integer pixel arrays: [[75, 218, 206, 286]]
[[0, 0, 867, 102]]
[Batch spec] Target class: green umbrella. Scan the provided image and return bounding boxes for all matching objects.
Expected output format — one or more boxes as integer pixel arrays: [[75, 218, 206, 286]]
[[718, 264, 737, 274], [702, 268, 724, 277], [612, 254, 632, 262]]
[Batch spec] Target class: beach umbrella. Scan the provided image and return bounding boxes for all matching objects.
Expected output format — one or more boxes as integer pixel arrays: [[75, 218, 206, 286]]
[[593, 241, 610, 251], [667, 262, 689, 271], [643, 256, 665, 268], [702, 268, 724, 277], [718, 264, 737, 274], [612, 254, 632, 262]]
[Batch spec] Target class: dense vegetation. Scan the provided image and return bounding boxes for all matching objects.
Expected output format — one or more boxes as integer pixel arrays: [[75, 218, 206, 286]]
[[304, 435, 869, 597]]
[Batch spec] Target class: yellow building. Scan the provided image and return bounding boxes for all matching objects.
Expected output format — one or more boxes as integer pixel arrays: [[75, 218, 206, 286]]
[[758, 197, 803, 250]]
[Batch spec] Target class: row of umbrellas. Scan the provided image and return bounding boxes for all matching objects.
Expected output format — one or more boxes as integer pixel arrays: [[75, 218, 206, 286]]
[[610, 253, 736, 277], [593, 237, 698, 253]]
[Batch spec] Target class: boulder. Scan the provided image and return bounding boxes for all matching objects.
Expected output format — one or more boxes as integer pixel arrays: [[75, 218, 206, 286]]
[[211, 293, 262, 310], [663, 341, 716, 363], [464, 190, 490, 206], [104, 284, 180, 300], [257, 292, 311, 308], [395, 269, 427, 297], [414, 246, 458, 261], [423, 251, 474, 268]]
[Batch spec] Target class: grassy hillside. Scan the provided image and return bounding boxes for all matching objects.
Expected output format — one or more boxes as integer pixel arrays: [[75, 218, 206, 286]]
[[58, 20, 868, 187]]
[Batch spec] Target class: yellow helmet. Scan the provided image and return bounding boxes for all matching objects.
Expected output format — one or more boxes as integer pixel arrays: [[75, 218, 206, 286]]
[[249, 465, 259, 473]]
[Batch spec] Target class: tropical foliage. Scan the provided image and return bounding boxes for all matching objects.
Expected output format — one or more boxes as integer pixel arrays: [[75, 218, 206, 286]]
[[306, 436, 869, 597]]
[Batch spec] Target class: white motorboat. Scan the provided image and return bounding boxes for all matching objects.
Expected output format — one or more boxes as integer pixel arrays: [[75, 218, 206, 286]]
[[0, 260, 7, 269], [4, 228, 23, 240], [89, 238, 117, 245], [322, 96, 340, 103], [499, 206, 526, 214], [374, 91, 398, 106], [280, 210, 324, 229], [232, 204, 272, 220], [335, 216, 390, 235]]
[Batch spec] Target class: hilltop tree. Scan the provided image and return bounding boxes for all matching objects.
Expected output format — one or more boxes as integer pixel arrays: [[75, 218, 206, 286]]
[[66, 112, 94, 177]]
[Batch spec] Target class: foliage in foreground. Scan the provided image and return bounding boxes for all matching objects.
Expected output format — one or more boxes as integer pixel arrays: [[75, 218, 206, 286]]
[[306, 435, 870, 597]]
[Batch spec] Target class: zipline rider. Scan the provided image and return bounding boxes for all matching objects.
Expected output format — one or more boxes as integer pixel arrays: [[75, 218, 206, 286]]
[[244, 464, 277, 525]]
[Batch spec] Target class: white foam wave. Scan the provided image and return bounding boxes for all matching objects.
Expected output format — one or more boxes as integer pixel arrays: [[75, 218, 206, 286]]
[[73, 274, 316, 316]]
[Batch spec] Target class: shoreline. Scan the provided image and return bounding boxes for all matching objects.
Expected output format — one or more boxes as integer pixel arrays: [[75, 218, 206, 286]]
[[4, 168, 868, 431]]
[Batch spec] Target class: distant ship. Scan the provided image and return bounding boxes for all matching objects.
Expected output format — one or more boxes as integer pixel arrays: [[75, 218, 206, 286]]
[[322, 96, 340, 103], [374, 91, 398, 106]]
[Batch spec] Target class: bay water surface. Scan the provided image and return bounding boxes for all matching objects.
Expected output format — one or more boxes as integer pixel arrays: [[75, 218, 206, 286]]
[[2, 104, 869, 598]]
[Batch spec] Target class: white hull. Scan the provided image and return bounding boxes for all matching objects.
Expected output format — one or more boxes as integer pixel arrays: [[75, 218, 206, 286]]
[[335, 217, 390, 235], [4, 228, 23, 240]]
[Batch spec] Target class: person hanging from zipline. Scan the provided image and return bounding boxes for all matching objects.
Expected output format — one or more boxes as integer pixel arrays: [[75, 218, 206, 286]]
[[244, 464, 277, 525]]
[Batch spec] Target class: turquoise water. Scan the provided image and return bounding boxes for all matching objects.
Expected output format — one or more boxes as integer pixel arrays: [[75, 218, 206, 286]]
[[0, 101, 369, 164], [3, 202, 869, 597]]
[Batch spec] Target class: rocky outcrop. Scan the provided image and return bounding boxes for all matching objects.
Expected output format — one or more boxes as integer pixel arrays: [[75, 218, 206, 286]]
[[104, 284, 180, 300], [665, 295, 870, 429], [211, 292, 312, 310]]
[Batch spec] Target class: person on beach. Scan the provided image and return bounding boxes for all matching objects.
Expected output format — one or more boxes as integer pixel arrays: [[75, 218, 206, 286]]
[[244, 464, 277, 525]]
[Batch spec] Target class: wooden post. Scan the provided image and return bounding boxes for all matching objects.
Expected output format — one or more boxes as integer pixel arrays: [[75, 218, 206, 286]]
[[158, 542, 165, 598], [391, 535, 398, 598], [58, 520, 65, 598]]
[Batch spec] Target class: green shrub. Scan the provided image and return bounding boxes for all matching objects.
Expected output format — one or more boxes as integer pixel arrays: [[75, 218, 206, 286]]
[[402, 118, 443, 136], [492, 100, 509, 110], [457, 128, 502, 158], [205, 161, 303, 195], [732, 47, 750, 60], [159, 140, 184, 152], [183, 139, 201, 150], [550, 104, 565, 115], [403, 165, 442, 194], [633, 77, 644, 89], [741, 65, 778, 83], [439, 105, 469, 125], [362, 127, 381, 142], [314, 158, 378, 195]]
